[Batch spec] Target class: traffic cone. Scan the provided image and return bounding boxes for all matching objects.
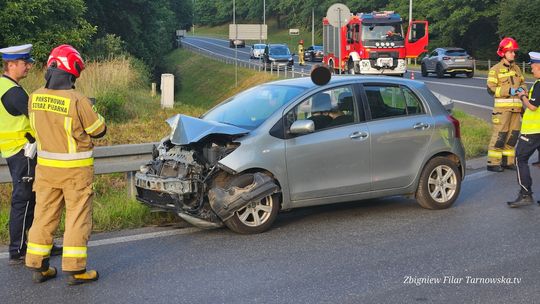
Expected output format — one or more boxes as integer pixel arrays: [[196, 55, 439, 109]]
[[410, 71, 415, 80]]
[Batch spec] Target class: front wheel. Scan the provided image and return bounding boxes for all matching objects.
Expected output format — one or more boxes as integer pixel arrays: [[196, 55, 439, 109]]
[[421, 63, 428, 77], [224, 192, 280, 234], [466, 71, 474, 78], [436, 64, 445, 78], [416, 156, 461, 210]]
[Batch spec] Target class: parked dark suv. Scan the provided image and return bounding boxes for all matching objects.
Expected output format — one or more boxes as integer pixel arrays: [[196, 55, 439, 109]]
[[421, 47, 474, 78], [262, 44, 294, 70]]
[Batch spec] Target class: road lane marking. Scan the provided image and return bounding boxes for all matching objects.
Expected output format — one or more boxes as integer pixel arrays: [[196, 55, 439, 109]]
[[464, 170, 494, 182], [452, 99, 493, 110], [0, 227, 202, 259]]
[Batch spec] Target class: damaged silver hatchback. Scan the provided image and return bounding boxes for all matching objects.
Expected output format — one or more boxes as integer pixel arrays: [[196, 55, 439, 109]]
[[135, 72, 465, 234]]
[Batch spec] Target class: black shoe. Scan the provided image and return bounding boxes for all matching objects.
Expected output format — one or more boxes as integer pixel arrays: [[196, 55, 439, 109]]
[[502, 164, 516, 170], [507, 193, 534, 208], [487, 165, 504, 172], [51, 245, 63, 257], [32, 267, 57, 283], [8, 255, 25, 266]]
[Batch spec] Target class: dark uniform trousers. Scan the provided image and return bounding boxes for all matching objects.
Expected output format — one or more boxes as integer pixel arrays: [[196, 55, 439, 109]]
[[516, 133, 540, 194], [6, 149, 36, 258]]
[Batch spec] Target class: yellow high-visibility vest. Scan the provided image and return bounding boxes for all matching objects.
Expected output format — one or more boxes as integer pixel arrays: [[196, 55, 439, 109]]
[[0, 77, 32, 158], [521, 80, 540, 134]]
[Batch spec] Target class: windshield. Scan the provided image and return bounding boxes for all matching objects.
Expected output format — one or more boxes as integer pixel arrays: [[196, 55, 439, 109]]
[[269, 46, 291, 56], [203, 85, 305, 130], [313, 46, 323, 51], [362, 22, 403, 42], [254, 44, 265, 49]]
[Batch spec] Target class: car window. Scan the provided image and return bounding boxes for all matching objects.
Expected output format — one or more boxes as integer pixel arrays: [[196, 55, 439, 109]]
[[285, 86, 357, 133], [429, 51, 437, 57], [269, 46, 290, 55], [365, 85, 424, 119], [445, 49, 468, 56]]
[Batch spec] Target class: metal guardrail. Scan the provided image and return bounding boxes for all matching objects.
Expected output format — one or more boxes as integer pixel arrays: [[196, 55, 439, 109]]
[[0, 143, 157, 197]]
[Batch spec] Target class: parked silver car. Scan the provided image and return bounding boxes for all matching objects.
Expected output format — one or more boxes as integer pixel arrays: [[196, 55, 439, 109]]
[[250, 43, 266, 59], [135, 73, 465, 234], [421, 47, 474, 78]]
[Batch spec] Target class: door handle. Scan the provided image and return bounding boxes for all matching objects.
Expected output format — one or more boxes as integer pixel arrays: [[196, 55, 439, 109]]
[[413, 122, 430, 130], [350, 131, 369, 140]]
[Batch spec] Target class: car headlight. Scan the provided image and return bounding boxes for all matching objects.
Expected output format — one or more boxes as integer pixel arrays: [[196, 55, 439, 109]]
[[269, 57, 276, 61]]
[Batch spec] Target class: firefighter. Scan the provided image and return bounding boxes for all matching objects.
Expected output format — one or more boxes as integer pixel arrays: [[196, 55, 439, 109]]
[[298, 39, 305, 66], [0, 44, 62, 265], [486, 37, 527, 172], [25, 45, 106, 285], [507, 52, 540, 207]]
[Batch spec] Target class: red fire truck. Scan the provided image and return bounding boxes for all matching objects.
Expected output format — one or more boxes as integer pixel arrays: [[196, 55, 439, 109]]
[[323, 11, 428, 76]]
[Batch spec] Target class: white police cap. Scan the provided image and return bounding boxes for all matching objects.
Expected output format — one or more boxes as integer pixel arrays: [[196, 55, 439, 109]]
[[0, 44, 34, 62], [529, 52, 540, 64]]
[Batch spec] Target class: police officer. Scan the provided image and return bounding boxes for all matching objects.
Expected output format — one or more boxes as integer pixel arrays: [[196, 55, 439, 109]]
[[486, 38, 528, 172], [25, 45, 106, 285], [0, 44, 61, 265], [298, 40, 305, 66], [508, 52, 540, 207]]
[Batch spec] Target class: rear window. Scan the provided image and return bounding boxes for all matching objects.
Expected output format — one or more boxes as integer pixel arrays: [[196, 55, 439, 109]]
[[445, 49, 468, 56], [313, 46, 323, 51]]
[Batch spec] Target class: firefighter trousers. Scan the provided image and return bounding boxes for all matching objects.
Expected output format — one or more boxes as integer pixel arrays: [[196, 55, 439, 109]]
[[6, 150, 36, 259], [487, 109, 521, 166], [25, 182, 93, 273], [516, 133, 540, 194]]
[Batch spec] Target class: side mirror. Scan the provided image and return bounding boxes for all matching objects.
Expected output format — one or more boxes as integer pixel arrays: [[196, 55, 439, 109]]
[[290, 120, 315, 134]]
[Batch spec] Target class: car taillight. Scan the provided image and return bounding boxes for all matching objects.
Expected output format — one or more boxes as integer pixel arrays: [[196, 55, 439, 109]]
[[447, 115, 461, 138], [442, 56, 451, 60]]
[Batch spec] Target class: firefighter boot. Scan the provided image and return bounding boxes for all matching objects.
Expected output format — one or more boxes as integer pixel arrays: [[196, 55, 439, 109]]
[[51, 244, 63, 256], [32, 267, 57, 283], [67, 270, 99, 286], [487, 165, 504, 172], [507, 192, 534, 208]]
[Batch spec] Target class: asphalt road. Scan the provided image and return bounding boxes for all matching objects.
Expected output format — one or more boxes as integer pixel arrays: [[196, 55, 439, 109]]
[[182, 36, 536, 122], [1, 168, 540, 303]]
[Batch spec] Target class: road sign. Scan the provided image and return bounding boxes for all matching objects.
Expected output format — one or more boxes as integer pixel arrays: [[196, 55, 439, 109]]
[[289, 28, 300, 35], [176, 30, 186, 37], [229, 24, 268, 40], [326, 3, 351, 28]]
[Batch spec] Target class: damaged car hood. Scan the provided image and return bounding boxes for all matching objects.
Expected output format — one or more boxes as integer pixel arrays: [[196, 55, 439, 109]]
[[167, 114, 250, 145]]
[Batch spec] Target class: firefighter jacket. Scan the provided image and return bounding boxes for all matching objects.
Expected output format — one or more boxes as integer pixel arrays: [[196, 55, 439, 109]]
[[28, 88, 105, 183], [521, 80, 540, 134], [487, 60, 527, 109], [0, 77, 33, 158]]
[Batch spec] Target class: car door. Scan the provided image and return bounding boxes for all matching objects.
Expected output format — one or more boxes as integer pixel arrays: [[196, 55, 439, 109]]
[[427, 50, 438, 70], [362, 83, 434, 190], [285, 85, 371, 202]]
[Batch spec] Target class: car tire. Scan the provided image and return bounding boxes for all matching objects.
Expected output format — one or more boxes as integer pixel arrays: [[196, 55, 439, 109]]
[[416, 156, 461, 210], [436, 64, 445, 78], [450, 73, 456, 78], [421, 63, 428, 77], [224, 191, 281, 234], [347, 60, 356, 74], [466, 71, 474, 78]]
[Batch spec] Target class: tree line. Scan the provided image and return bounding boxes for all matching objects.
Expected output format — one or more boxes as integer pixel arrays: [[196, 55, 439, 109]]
[[194, 0, 539, 60], [0, 0, 193, 69]]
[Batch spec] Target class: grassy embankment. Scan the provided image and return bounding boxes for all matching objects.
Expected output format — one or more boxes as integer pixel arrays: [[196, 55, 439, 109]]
[[0, 49, 276, 243]]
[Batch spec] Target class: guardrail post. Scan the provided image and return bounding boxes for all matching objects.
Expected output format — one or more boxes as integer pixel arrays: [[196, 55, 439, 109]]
[[151, 83, 156, 97], [488, 59, 491, 70], [126, 171, 136, 199], [523, 62, 526, 74]]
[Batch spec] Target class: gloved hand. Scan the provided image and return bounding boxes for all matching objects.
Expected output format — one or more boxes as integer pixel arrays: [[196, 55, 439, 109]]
[[516, 87, 525, 93]]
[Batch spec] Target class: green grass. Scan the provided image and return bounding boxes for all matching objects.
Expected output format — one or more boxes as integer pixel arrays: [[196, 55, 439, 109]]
[[452, 109, 491, 158]]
